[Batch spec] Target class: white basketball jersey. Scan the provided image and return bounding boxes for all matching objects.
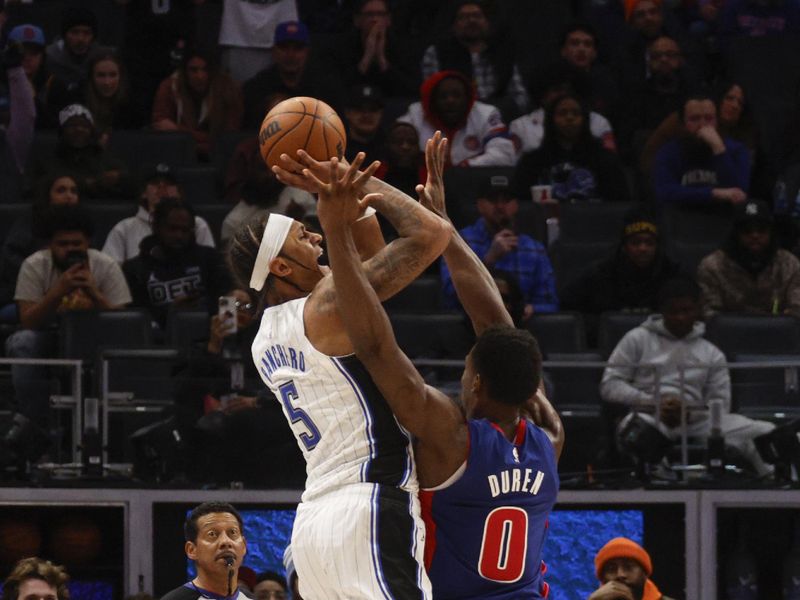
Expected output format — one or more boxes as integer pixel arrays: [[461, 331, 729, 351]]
[[252, 296, 418, 501]]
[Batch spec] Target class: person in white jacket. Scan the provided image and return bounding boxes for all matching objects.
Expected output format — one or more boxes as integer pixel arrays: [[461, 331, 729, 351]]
[[103, 163, 215, 263], [397, 70, 515, 167], [601, 276, 775, 475]]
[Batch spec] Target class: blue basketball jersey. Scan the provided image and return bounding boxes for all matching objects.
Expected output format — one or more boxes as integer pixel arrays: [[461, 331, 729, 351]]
[[420, 418, 559, 599]]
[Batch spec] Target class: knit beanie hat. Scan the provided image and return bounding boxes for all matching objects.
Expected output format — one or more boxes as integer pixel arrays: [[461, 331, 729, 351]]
[[624, 0, 662, 22], [594, 537, 653, 580], [61, 6, 98, 38], [622, 208, 658, 241]]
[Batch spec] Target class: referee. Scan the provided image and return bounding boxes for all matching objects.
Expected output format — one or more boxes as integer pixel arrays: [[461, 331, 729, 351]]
[[161, 502, 251, 599]]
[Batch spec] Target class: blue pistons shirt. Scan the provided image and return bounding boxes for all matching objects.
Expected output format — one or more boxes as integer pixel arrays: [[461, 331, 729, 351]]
[[420, 418, 559, 599]]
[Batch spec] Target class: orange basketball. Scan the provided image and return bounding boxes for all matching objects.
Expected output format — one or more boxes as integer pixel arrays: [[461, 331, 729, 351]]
[[258, 96, 347, 169]]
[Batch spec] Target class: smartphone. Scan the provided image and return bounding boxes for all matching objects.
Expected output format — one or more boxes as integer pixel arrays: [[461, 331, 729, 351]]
[[218, 296, 237, 335], [64, 249, 89, 269]]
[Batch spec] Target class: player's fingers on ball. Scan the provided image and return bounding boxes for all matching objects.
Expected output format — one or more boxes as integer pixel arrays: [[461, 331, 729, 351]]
[[296, 149, 319, 168], [278, 152, 304, 173], [302, 168, 327, 191]]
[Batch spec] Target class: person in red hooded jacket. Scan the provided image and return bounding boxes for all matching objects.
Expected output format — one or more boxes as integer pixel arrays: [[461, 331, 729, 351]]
[[397, 70, 515, 167]]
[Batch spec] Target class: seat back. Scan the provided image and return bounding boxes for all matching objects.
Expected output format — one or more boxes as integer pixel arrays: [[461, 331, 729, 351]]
[[526, 311, 587, 355], [550, 241, 616, 291], [659, 204, 733, 246], [210, 131, 257, 183], [108, 131, 197, 174], [0, 204, 30, 241], [389, 314, 473, 360], [58, 310, 153, 362], [731, 354, 800, 417], [384, 277, 445, 313], [85, 202, 135, 249], [544, 352, 604, 412], [597, 312, 648, 359], [557, 202, 637, 244], [175, 166, 222, 205], [705, 315, 800, 359], [668, 240, 718, 275], [166, 310, 211, 358]]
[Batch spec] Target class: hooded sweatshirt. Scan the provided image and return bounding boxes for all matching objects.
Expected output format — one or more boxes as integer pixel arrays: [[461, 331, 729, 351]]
[[397, 71, 515, 167], [600, 315, 730, 417]]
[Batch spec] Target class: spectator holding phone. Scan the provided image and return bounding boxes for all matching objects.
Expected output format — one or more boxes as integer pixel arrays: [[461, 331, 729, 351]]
[[3, 206, 130, 460]]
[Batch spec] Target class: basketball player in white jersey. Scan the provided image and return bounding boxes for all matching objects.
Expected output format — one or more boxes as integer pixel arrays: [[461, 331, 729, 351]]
[[227, 148, 451, 599], [309, 136, 564, 599]]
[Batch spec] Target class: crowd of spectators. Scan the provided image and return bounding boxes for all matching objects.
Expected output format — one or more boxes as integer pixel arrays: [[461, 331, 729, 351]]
[[1, 0, 800, 481]]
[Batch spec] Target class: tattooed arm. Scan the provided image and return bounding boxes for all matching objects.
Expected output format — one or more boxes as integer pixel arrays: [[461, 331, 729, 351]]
[[281, 152, 451, 355]]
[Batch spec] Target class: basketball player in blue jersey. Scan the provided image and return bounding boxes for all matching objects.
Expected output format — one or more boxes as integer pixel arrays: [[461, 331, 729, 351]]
[[228, 149, 452, 600], [309, 135, 564, 600]]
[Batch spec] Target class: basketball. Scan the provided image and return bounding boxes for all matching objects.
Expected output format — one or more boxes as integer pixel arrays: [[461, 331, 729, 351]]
[[258, 96, 347, 169]]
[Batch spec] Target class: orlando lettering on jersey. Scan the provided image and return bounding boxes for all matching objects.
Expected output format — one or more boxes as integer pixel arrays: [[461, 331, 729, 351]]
[[259, 344, 307, 381]]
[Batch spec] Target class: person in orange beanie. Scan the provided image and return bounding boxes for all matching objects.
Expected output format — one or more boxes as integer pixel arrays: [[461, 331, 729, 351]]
[[588, 537, 676, 600]]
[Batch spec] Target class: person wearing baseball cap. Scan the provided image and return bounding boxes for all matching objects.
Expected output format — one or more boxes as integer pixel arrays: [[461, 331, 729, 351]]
[[242, 20, 345, 128], [343, 83, 386, 162], [697, 199, 800, 318], [102, 162, 216, 263], [440, 173, 559, 321], [589, 537, 676, 600]]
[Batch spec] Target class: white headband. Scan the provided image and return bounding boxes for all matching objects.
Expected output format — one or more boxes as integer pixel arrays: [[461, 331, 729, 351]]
[[249, 214, 294, 291]]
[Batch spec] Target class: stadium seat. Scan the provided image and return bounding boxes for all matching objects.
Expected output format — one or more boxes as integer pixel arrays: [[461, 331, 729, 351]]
[[58, 310, 153, 363], [731, 354, 800, 420], [705, 314, 800, 359], [557, 202, 637, 244], [389, 313, 473, 360], [85, 202, 135, 249], [516, 202, 548, 244], [166, 310, 211, 358], [668, 239, 718, 274], [543, 352, 604, 416], [384, 277, 445, 313], [175, 166, 222, 205], [659, 204, 733, 246], [597, 312, 648, 359], [526, 311, 587, 355], [0, 204, 30, 241], [108, 131, 197, 175], [210, 131, 257, 182], [550, 240, 616, 291]]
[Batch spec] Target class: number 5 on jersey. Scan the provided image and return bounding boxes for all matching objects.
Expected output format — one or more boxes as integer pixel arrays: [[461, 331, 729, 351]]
[[279, 381, 321, 450]]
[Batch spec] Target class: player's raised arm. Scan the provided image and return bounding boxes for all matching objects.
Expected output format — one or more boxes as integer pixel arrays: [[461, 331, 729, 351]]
[[273, 151, 452, 302], [524, 387, 565, 460], [312, 158, 467, 484], [419, 135, 564, 460], [417, 134, 512, 334]]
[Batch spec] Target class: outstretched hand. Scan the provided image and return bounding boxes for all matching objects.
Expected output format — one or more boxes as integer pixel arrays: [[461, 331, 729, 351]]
[[416, 131, 449, 221], [272, 150, 349, 193], [304, 153, 382, 233]]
